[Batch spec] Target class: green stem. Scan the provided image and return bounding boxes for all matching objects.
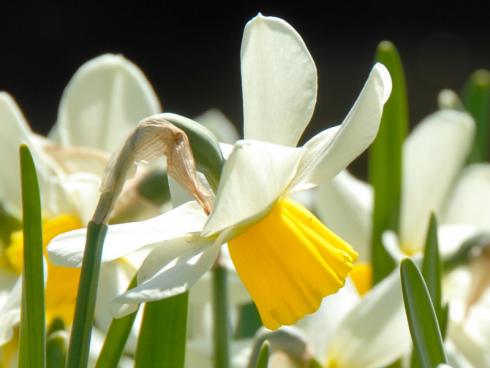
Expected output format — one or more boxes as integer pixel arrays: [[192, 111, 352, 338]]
[[65, 221, 108, 368], [212, 263, 231, 368]]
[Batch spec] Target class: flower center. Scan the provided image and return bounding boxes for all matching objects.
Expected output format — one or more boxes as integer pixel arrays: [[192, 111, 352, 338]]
[[228, 198, 358, 330], [5, 214, 82, 326], [350, 263, 372, 296]]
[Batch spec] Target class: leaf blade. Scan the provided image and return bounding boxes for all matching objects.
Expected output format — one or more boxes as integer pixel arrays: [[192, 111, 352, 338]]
[[462, 69, 490, 163], [95, 277, 138, 368], [370, 41, 408, 284], [18, 144, 46, 368], [401, 259, 447, 367], [135, 293, 189, 368]]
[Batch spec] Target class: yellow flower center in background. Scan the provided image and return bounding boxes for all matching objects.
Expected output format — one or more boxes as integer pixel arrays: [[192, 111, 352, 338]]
[[5, 214, 82, 326], [350, 263, 372, 296], [228, 198, 358, 330]]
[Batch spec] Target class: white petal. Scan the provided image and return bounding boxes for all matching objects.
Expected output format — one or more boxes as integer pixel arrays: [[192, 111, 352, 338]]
[[219, 143, 234, 160], [47, 201, 207, 267], [382, 230, 405, 263], [0, 277, 22, 346], [202, 140, 304, 237], [48, 172, 101, 225], [57, 54, 161, 152], [194, 109, 240, 144], [112, 239, 219, 317], [241, 14, 317, 146], [314, 170, 373, 261], [293, 63, 392, 187], [95, 261, 135, 335], [297, 279, 360, 364], [400, 110, 474, 252], [326, 269, 411, 368], [0, 93, 45, 216], [438, 224, 478, 257], [443, 164, 490, 232]]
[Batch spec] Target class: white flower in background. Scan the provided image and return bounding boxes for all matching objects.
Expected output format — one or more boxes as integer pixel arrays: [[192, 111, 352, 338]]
[[315, 108, 490, 366], [49, 13, 391, 331], [0, 54, 160, 365]]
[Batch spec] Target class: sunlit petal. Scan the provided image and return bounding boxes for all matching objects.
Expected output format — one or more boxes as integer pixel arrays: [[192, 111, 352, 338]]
[[314, 170, 373, 261], [202, 140, 304, 238], [112, 239, 219, 317], [326, 269, 411, 368], [241, 14, 317, 146], [56, 54, 161, 152], [400, 110, 474, 252], [47, 201, 207, 267], [293, 63, 391, 188], [443, 164, 490, 232]]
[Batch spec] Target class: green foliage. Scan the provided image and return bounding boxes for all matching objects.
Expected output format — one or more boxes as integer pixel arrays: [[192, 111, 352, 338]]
[[135, 293, 189, 368], [213, 265, 231, 368], [18, 144, 46, 368], [96, 277, 138, 368], [462, 69, 490, 163], [370, 41, 408, 284], [65, 222, 108, 368], [401, 259, 447, 367]]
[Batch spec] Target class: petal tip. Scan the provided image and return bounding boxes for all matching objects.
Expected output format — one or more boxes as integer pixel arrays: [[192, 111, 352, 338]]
[[373, 62, 392, 104]]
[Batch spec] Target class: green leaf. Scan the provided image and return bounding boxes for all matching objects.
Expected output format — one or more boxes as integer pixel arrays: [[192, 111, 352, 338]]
[[135, 293, 189, 368], [401, 259, 447, 367], [65, 221, 108, 368], [254, 340, 269, 368], [164, 114, 225, 191], [370, 41, 408, 284], [421, 214, 443, 324], [96, 277, 138, 368], [462, 69, 490, 163], [212, 264, 231, 368], [18, 144, 46, 368]]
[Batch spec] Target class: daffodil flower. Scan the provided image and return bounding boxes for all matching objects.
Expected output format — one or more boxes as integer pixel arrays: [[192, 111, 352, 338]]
[[48, 14, 391, 330], [0, 54, 160, 364]]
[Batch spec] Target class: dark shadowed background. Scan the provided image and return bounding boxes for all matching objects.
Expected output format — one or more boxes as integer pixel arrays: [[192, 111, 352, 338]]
[[1, 2, 489, 176]]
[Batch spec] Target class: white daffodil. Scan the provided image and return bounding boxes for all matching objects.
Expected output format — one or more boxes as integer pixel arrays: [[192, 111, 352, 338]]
[[0, 54, 160, 365], [48, 14, 391, 331], [314, 108, 490, 367]]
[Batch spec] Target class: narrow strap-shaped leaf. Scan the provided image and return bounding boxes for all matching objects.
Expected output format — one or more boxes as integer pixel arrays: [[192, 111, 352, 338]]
[[18, 144, 46, 368], [135, 293, 189, 368], [66, 221, 108, 368], [370, 41, 408, 284], [462, 69, 490, 163], [253, 340, 269, 368], [213, 264, 231, 368], [410, 215, 444, 368], [401, 259, 447, 367], [421, 214, 444, 328], [96, 277, 138, 368]]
